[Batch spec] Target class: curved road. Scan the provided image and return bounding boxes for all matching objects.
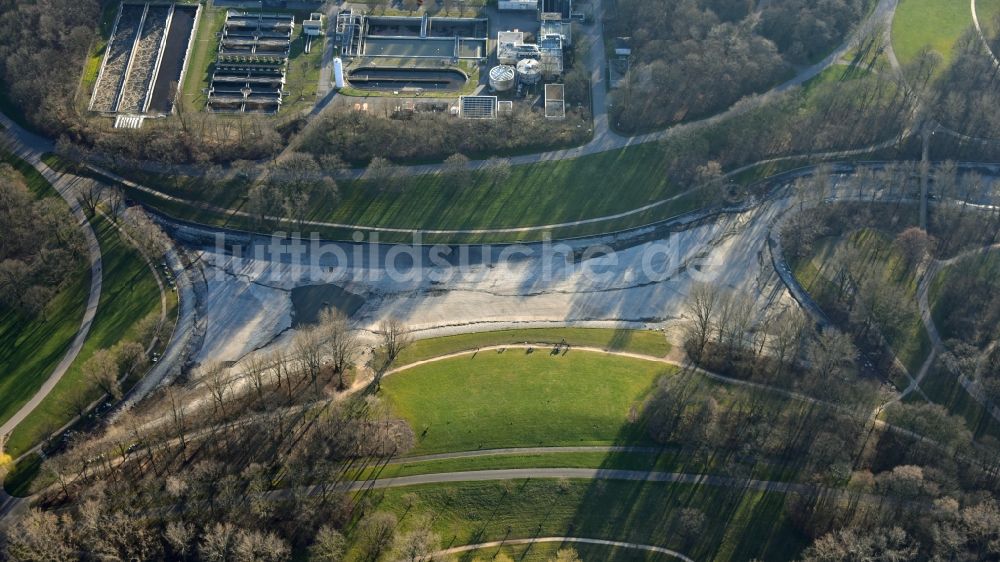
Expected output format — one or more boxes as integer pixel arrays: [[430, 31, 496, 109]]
[[0, 113, 103, 445], [425, 537, 694, 562], [103, 0, 900, 185]]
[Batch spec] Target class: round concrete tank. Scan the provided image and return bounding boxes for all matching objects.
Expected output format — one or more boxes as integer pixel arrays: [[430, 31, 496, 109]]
[[516, 58, 542, 85], [489, 65, 516, 92], [334, 57, 345, 89]]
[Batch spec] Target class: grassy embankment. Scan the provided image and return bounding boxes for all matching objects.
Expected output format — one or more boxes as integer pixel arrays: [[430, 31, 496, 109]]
[[921, 249, 1000, 439], [395, 327, 671, 366], [0, 152, 88, 434]]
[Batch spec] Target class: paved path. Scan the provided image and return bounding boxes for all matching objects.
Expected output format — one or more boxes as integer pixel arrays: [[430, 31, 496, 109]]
[[0, 111, 199, 445], [97, 0, 901, 186], [425, 537, 694, 562], [108, 138, 901, 239], [393, 445, 666, 465], [972, 0, 1000, 70], [110, 245, 198, 419], [915, 243, 1000, 423], [0, 114, 104, 444], [278, 467, 819, 497]]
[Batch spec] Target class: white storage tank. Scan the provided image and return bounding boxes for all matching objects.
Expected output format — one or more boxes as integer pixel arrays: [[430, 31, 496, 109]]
[[334, 57, 345, 89], [516, 58, 542, 85], [489, 65, 516, 92]]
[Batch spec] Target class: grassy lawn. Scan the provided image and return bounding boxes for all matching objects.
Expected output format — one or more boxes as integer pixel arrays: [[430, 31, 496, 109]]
[[122, 139, 700, 243], [452, 542, 688, 562], [0, 152, 89, 431], [381, 350, 675, 454], [977, 0, 1000, 36], [922, 249, 1000, 439], [395, 328, 671, 366], [357, 480, 807, 561], [4, 216, 163, 457], [928, 248, 1000, 343], [179, 6, 226, 111], [892, 0, 975, 66], [278, 21, 325, 113], [802, 64, 874, 92], [918, 360, 1000, 440]]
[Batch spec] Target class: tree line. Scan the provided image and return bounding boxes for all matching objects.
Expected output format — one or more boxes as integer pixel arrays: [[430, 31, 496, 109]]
[[607, 0, 869, 132], [1, 313, 420, 561], [0, 164, 86, 317]]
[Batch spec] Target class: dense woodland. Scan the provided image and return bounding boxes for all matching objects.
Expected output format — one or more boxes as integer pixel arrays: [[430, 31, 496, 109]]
[[0, 0, 99, 134], [0, 165, 85, 317], [931, 31, 1000, 140], [607, 0, 867, 132], [672, 281, 1000, 561], [1, 315, 420, 562], [781, 165, 1000, 409]]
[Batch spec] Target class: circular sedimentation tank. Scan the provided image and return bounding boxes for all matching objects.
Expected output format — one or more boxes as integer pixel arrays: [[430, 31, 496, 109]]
[[516, 58, 542, 85], [489, 65, 516, 91]]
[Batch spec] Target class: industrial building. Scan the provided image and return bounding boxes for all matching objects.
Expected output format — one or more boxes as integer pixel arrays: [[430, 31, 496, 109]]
[[460, 95, 498, 119], [498, 0, 574, 20], [498, 0, 537, 11], [207, 10, 295, 113], [492, 17, 566, 96], [337, 13, 487, 61], [89, 2, 199, 116]]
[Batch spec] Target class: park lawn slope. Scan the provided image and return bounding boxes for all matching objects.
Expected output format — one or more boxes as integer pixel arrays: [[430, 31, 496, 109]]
[[5, 216, 163, 457], [396, 327, 671, 366], [358, 480, 807, 561], [892, 0, 975, 66], [381, 350, 675, 455], [0, 151, 89, 430]]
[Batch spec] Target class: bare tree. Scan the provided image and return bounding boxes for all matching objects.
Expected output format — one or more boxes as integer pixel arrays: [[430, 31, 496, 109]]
[[294, 328, 325, 394], [163, 521, 195, 560], [241, 352, 271, 405], [106, 185, 125, 222], [165, 386, 188, 447], [685, 282, 721, 359], [77, 180, 103, 217], [483, 156, 512, 187], [356, 511, 397, 561], [84, 349, 121, 400], [202, 362, 232, 418], [373, 319, 411, 390], [121, 207, 170, 260], [309, 526, 346, 561], [392, 515, 439, 562], [113, 340, 148, 380], [442, 152, 472, 188], [318, 307, 358, 390], [365, 157, 399, 192]]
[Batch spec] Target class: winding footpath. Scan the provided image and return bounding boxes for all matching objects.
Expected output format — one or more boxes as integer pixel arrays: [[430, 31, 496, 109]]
[[424, 537, 693, 562], [971, 0, 1000, 70], [0, 113, 103, 444], [916, 242, 1000, 424]]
